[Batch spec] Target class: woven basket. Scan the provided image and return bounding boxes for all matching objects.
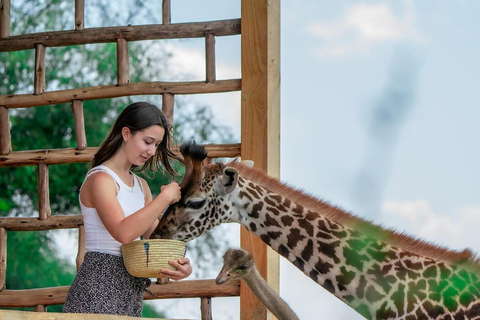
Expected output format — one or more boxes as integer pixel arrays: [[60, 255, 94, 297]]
[[121, 239, 186, 278]]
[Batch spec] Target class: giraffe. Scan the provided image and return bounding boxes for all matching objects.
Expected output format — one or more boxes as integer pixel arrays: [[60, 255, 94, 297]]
[[151, 142, 480, 319]]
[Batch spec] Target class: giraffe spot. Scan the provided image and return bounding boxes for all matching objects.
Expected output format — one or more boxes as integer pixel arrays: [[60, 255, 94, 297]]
[[391, 283, 405, 317], [301, 239, 313, 261], [355, 304, 372, 319], [336, 266, 356, 288], [298, 218, 314, 236], [283, 198, 291, 207], [287, 228, 305, 248], [292, 204, 303, 214], [293, 257, 305, 271], [278, 244, 290, 258], [266, 231, 282, 240], [280, 215, 294, 226], [376, 301, 396, 319], [316, 230, 333, 240], [343, 246, 369, 270], [314, 259, 334, 275], [246, 186, 260, 199], [305, 210, 317, 221], [249, 223, 257, 232], [270, 194, 283, 203], [248, 202, 263, 219], [365, 285, 383, 303], [239, 191, 253, 201], [266, 206, 281, 216], [323, 279, 335, 294], [423, 265, 437, 279], [423, 300, 445, 319], [260, 234, 271, 245], [356, 275, 367, 299], [318, 240, 341, 263], [264, 213, 281, 227]]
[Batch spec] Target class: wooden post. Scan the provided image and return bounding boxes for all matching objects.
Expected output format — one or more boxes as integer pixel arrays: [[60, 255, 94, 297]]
[[162, 0, 171, 25], [205, 33, 216, 83], [162, 92, 174, 125], [200, 297, 212, 320], [0, 0, 10, 38], [74, 0, 84, 30], [0, 227, 6, 291], [0, 106, 11, 155], [72, 100, 87, 150], [76, 225, 85, 270], [117, 38, 130, 85], [34, 305, 47, 312], [240, 0, 281, 319], [38, 163, 51, 220], [34, 43, 46, 95]]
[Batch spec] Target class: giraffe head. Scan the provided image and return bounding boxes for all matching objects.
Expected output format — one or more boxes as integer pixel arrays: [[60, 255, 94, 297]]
[[150, 142, 239, 241]]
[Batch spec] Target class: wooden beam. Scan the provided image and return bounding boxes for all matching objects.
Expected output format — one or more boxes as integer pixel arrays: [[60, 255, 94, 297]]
[[0, 143, 241, 167], [37, 163, 51, 220], [0, 227, 6, 292], [0, 19, 241, 52], [0, 0, 10, 38], [116, 38, 130, 85], [240, 0, 281, 319], [162, 0, 171, 25], [0, 106, 11, 155], [205, 33, 216, 83], [0, 215, 83, 231], [71, 100, 87, 150], [34, 44, 46, 95], [0, 79, 241, 109], [0, 279, 240, 307], [74, 0, 84, 31]]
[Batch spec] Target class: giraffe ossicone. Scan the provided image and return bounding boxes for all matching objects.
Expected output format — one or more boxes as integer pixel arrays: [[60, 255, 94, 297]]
[[151, 142, 480, 319]]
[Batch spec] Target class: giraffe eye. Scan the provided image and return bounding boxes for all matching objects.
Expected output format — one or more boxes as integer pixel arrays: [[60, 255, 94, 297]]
[[186, 199, 206, 209]]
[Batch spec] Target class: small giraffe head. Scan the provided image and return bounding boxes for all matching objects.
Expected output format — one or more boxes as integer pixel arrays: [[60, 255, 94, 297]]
[[215, 248, 254, 285], [150, 142, 239, 241]]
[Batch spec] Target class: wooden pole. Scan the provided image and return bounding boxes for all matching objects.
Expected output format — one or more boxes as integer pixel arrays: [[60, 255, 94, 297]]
[[0, 106, 11, 155], [74, 0, 84, 30], [71, 100, 87, 150], [240, 0, 281, 319], [0, 227, 6, 291], [205, 33, 216, 83], [162, 0, 171, 25], [34, 43, 46, 95], [76, 225, 85, 270], [162, 93, 174, 125], [116, 38, 130, 85], [37, 163, 51, 220], [200, 297, 212, 320], [0, 0, 10, 38]]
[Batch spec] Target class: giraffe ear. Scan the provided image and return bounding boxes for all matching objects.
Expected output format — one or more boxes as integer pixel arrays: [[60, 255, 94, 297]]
[[220, 168, 238, 194]]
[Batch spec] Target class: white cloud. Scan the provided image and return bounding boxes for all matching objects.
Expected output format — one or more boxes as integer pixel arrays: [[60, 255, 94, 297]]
[[308, 1, 423, 57], [380, 199, 480, 254]]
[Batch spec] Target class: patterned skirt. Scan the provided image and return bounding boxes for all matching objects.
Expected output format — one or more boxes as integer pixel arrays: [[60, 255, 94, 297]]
[[63, 251, 150, 317]]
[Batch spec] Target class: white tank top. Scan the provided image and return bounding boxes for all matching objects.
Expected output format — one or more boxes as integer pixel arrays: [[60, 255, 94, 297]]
[[80, 165, 145, 256]]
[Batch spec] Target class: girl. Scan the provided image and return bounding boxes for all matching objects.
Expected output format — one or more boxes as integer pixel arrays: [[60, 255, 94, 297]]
[[64, 102, 192, 316]]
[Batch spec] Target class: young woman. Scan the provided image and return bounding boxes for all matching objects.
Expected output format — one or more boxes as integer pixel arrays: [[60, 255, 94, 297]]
[[64, 102, 192, 316]]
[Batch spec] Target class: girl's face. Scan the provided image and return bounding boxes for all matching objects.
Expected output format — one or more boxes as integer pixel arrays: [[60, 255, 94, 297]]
[[124, 125, 165, 166]]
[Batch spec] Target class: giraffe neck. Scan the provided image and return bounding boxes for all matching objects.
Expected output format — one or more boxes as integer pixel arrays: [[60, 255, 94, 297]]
[[243, 266, 300, 320], [229, 176, 480, 319]]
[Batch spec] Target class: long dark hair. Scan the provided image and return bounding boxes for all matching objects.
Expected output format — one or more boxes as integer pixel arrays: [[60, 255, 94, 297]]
[[91, 102, 182, 176]]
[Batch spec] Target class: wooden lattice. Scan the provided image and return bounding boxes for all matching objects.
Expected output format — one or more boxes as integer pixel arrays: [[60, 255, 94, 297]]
[[0, 0, 280, 319]]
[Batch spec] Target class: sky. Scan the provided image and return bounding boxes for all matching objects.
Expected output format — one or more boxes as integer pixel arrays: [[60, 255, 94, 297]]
[[52, 1, 480, 319]]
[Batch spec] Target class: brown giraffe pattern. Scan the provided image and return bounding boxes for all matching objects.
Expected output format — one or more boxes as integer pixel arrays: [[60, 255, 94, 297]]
[[151, 142, 480, 319]]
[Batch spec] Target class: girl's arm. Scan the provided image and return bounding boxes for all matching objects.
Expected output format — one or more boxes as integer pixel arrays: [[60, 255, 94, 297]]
[[81, 172, 180, 244], [141, 177, 160, 239]]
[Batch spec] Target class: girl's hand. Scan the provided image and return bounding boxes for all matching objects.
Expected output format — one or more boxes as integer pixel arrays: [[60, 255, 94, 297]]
[[157, 257, 193, 281], [160, 182, 181, 204]]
